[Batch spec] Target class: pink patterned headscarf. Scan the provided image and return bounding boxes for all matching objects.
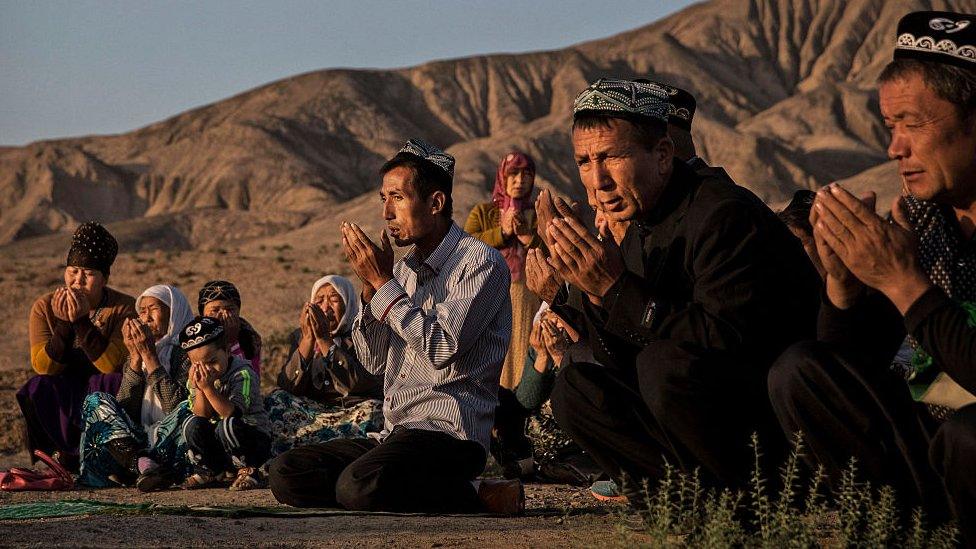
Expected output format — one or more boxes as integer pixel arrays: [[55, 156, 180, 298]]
[[491, 151, 536, 281]]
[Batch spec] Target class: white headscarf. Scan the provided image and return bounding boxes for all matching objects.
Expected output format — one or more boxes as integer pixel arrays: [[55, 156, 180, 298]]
[[309, 275, 360, 338], [137, 285, 194, 428], [533, 301, 550, 326]]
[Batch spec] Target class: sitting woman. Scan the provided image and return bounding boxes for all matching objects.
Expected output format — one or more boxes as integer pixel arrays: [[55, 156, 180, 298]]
[[17, 222, 135, 472], [466, 151, 544, 477], [78, 285, 195, 491], [265, 275, 384, 456], [197, 280, 262, 374], [515, 305, 602, 486]]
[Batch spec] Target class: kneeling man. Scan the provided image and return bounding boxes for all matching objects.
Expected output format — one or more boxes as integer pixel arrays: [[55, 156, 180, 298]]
[[269, 139, 521, 514], [535, 79, 820, 504]]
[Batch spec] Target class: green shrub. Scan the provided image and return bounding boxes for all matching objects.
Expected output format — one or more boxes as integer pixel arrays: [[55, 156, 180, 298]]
[[615, 433, 958, 548]]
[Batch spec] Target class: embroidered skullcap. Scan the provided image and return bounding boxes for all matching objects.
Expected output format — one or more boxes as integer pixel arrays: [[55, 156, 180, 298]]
[[66, 222, 118, 276], [198, 280, 241, 315], [397, 139, 455, 180], [573, 78, 670, 123], [895, 11, 976, 70], [636, 80, 697, 131], [179, 316, 225, 351]]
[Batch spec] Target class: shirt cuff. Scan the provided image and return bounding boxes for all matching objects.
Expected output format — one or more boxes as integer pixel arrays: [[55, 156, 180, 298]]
[[904, 286, 952, 335], [369, 279, 408, 323]]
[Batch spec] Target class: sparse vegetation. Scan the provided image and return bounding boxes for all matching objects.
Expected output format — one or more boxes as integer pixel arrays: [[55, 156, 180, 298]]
[[613, 433, 958, 548]]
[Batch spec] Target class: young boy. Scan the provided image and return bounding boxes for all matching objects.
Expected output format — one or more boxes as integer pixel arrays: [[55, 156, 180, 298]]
[[178, 316, 271, 490]]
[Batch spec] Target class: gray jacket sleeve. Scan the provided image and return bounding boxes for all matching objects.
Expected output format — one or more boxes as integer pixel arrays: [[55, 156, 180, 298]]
[[115, 347, 191, 421]]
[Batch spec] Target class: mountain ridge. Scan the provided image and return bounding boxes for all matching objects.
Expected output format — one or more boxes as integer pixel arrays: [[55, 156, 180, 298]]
[[2, 0, 973, 248]]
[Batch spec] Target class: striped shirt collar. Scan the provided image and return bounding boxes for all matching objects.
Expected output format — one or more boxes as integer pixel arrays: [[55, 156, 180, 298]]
[[403, 222, 463, 275]]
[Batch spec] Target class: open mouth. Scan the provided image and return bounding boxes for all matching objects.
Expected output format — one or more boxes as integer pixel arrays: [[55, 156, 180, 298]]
[[388, 226, 401, 238], [601, 198, 624, 212]]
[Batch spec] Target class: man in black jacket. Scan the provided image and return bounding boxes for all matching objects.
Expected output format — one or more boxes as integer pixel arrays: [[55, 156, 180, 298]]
[[528, 78, 820, 503], [769, 11, 976, 544]]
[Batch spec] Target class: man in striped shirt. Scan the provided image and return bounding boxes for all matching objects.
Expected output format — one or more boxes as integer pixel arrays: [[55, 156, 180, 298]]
[[269, 139, 523, 514]]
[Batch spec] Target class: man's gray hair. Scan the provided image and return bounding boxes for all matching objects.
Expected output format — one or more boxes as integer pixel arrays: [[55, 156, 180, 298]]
[[879, 58, 976, 124]]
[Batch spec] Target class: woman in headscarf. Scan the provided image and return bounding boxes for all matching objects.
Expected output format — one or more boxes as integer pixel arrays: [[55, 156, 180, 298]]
[[77, 285, 196, 491], [465, 151, 544, 478], [265, 275, 383, 456], [17, 222, 135, 472], [197, 280, 262, 374], [464, 151, 543, 389]]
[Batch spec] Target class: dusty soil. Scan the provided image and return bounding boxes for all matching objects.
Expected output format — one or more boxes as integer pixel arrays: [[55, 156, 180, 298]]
[[0, 454, 629, 548]]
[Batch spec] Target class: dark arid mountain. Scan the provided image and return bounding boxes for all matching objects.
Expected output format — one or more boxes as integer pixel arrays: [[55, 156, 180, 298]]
[[2, 0, 974, 250]]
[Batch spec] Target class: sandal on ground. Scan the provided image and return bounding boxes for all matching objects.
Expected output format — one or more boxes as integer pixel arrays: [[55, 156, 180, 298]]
[[181, 471, 218, 490], [136, 465, 177, 493], [228, 467, 264, 491]]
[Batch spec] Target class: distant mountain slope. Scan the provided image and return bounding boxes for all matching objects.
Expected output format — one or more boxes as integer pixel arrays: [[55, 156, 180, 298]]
[[2, 0, 972, 247]]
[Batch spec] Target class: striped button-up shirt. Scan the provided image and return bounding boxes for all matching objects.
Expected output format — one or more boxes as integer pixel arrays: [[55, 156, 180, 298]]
[[352, 222, 512, 452]]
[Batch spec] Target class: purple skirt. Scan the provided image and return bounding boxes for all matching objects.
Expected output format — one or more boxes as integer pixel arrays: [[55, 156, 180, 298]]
[[16, 360, 121, 472]]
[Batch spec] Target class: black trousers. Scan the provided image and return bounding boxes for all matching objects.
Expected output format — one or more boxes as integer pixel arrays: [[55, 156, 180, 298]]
[[268, 427, 487, 512], [769, 341, 974, 543], [550, 340, 785, 503], [183, 416, 271, 473], [491, 388, 532, 476]]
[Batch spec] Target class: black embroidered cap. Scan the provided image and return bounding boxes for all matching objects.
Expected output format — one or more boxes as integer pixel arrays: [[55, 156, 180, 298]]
[[573, 78, 670, 123], [179, 316, 225, 351], [662, 84, 696, 131], [198, 280, 241, 315], [895, 11, 976, 70], [65, 222, 118, 276]]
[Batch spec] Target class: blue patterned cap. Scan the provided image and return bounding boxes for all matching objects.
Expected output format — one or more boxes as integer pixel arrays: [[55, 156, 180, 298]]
[[397, 139, 455, 179], [636, 80, 696, 131], [573, 78, 670, 122]]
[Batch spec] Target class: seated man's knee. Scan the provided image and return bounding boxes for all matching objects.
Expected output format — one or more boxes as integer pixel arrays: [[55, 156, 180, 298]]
[[334, 460, 390, 511], [635, 341, 698, 414], [268, 450, 312, 506], [932, 404, 976, 477], [550, 362, 608, 429], [767, 340, 824, 407]]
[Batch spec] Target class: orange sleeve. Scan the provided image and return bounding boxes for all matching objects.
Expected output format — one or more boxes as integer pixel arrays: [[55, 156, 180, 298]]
[[28, 295, 68, 375]]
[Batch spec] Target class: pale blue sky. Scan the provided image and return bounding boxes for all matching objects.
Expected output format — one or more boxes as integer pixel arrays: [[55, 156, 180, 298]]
[[0, 1, 697, 145]]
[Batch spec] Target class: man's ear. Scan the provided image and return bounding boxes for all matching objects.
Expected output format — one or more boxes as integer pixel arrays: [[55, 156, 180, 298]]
[[429, 191, 447, 216], [655, 136, 675, 172]]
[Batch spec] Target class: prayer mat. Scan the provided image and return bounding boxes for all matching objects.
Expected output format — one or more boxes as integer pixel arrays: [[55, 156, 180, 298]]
[[0, 499, 575, 520]]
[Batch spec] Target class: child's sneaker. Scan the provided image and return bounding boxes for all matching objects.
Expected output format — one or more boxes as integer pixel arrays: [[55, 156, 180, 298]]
[[590, 479, 629, 503], [229, 467, 264, 491], [181, 470, 219, 490]]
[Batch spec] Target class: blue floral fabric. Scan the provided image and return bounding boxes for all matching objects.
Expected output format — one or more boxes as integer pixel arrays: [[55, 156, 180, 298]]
[[77, 392, 192, 487], [264, 389, 383, 457]]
